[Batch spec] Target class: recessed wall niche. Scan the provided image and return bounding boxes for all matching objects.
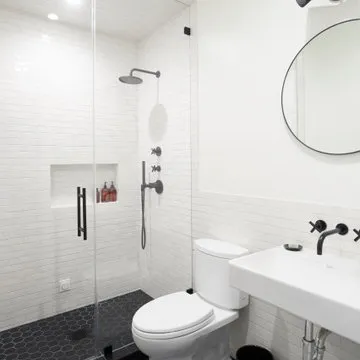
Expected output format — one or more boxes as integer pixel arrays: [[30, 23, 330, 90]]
[[51, 164, 118, 208]]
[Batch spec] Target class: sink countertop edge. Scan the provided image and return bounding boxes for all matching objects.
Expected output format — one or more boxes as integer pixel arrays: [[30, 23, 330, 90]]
[[230, 255, 360, 345]]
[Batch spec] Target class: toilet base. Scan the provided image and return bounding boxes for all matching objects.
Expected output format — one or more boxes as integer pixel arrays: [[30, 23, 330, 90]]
[[148, 326, 231, 360]]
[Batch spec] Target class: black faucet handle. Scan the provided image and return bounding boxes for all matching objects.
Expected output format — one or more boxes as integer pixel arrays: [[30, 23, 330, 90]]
[[309, 220, 327, 233], [151, 147, 162, 157], [151, 165, 161, 172], [353, 229, 360, 242]]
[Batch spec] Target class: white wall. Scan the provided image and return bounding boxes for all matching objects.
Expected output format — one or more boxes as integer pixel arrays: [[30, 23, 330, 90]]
[[0, 8, 140, 331], [196, 0, 360, 209], [192, 0, 360, 359]]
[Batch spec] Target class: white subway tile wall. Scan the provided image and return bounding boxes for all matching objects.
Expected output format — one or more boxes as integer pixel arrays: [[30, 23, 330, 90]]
[[94, 30, 141, 303], [0, 8, 140, 331]]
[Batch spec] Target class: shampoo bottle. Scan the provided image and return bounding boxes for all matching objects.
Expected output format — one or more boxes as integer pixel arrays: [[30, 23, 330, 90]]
[[101, 182, 108, 203], [109, 181, 117, 202]]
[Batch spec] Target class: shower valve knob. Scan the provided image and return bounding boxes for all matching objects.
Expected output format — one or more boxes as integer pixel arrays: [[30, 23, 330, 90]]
[[151, 165, 161, 173], [151, 147, 162, 157]]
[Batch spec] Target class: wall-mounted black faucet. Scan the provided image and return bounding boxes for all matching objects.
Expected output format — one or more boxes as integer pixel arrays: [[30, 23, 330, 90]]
[[317, 223, 348, 255]]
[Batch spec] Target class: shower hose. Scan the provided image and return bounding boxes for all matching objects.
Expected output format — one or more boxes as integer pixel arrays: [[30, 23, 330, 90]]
[[141, 188, 146, 249]]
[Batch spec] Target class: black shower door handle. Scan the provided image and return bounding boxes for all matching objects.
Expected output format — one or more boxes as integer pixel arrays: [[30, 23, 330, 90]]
[[77, 187, 81, 237], [82, 188, 87, 240], [77, 187, 87, 241]]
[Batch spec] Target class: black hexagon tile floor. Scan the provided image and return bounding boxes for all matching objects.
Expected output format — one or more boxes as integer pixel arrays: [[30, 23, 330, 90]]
[[0, 290, 152, 360]]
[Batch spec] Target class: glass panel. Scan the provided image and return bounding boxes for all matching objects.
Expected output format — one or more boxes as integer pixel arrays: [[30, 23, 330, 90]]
[[93, 1, 192, 358], [141, 7, 193, 299], [93, 1, 143, 355], [0, 1, 98, 359]]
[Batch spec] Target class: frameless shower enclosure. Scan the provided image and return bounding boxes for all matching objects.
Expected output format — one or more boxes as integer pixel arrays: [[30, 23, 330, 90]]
[[0, 0, 193, 359]]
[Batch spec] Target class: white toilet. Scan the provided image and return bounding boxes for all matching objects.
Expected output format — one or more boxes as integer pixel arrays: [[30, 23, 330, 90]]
[[132, 239, 249, 360]]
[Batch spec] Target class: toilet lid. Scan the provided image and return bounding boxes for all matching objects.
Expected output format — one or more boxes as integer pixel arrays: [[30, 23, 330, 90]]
[[132, 292, 214, 335]]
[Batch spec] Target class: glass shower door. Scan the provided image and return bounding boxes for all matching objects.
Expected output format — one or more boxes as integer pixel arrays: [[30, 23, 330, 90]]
[[92, 2, 143, 355], [0, 1, 98, 359], [92, 1, 193, 358]]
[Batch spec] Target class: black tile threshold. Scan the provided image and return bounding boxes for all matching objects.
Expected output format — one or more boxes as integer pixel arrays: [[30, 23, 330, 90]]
[[118, 350, 148, 360], [0, 290, 152, 360], [98, 343, 148, 360]]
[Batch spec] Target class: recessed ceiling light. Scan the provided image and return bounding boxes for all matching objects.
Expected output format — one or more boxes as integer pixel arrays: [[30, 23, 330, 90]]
[[48, 13, 59, 21]]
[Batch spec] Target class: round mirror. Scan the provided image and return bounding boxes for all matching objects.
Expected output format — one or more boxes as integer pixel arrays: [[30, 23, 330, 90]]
[[148, 104, 168, 142], [282, 19, 360, 155]]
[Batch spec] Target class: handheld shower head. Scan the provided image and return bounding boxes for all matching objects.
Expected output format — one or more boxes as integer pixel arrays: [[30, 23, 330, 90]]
[[119, 68, 160, 85]]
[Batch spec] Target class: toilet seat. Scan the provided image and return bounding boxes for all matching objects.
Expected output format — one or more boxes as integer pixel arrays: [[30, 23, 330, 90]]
[[132, 292, 214, 340]]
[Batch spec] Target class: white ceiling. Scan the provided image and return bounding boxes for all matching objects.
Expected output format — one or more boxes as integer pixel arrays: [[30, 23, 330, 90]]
[[0, 0, 193, 40]]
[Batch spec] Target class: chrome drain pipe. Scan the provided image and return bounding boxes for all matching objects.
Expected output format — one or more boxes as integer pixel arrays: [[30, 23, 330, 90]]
[[302, 321, 315, 360], [302, 321, 331, 360], [313, 328, 331, 360]]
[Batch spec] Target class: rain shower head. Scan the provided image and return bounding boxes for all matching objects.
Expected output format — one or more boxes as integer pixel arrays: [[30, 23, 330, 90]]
[[119, 68, 161, 85], [119, 75, 143, 85]]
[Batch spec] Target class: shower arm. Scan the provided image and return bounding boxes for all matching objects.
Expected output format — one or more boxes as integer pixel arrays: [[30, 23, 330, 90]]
[[130, 68, 161, 78]]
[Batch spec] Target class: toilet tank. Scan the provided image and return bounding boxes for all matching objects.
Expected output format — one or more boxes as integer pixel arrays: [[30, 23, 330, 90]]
[[194, 239, 249, 310]]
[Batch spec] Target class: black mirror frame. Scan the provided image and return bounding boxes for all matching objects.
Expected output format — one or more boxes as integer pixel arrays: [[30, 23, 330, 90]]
[[281, 18, 360, 156]]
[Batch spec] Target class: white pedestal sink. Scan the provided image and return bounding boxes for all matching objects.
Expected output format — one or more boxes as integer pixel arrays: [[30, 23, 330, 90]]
[[230, 246, 360, 344]]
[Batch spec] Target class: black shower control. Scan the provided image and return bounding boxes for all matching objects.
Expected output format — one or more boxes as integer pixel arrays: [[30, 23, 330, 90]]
[[353, 229, 360, 242], [151, 147, 162, 156], [151, 165, 161, 172], [151, 180, 164, 194], [309, 220, 327, 233]]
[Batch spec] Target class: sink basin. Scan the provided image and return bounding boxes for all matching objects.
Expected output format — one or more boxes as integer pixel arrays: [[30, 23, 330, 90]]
[[230, 246, 360, 344]]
